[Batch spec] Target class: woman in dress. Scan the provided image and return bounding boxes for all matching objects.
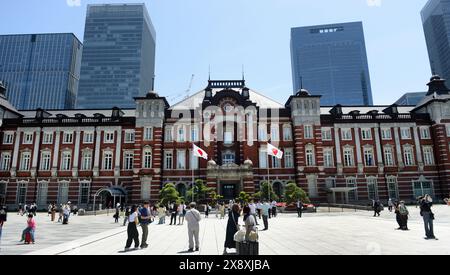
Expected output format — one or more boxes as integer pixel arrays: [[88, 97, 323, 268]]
[[223, 204, 240, 255]]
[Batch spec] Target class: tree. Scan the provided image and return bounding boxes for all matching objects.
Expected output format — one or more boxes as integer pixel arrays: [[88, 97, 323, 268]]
[[186, 179, 215, 203], [236, 191, 252, 205], [210, 191, 223, 207], [255, 181, 279, 202], [284, 182, 310, 204], [159, 183, 180, 206]]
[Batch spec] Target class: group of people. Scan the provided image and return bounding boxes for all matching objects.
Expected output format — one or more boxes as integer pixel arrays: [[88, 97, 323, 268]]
[[47, 203, 73, 224], [17, 203, 38, 217]]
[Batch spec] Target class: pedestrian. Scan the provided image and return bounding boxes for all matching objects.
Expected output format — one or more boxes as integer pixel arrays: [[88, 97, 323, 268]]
[[20, 214, 36, 244], [123, 206, 130, 226], [243, 205, 257, 242], [48, 204, 52, 216], [224, 204, 240, 255], [420, 195, 437, 240], [256, 201, 262, 220], [248, 201, 259, 225], [124, 205, 140, 251], [50, 203, 56, 222], [373, 200, 381, 217], [114, 206, 120, 223], [18, 203, 23, 216], [260, 201, 270, 231], [63, 204, 70, 224], [398, 201, 409, 231], [205, 203, 210, 218], [185, 202, 201, 252], [139, 201, 150, 249], [58, 204, 63, 223], [170, 202, 178, 225], [219, 203, 225, 219], [158, 204, 166, 224], [0, 205, 7, 247], [296, 200, 303, 218], [178, 202, 186, 225], [387, 198, 394, 212], [271, 200, 277, 218]]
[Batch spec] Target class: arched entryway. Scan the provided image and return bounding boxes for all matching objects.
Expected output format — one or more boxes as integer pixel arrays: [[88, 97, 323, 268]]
[[273, 182, 283, 199], [176, 183, 187, 198], [93, 186, 127, 213]]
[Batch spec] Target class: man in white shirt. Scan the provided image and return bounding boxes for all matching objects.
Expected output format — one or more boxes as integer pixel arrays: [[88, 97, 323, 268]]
[[256, 202, 262, 220], [271, 200, 277, 218], [185, 203, 202, 252], [249, 201, 259, 225]]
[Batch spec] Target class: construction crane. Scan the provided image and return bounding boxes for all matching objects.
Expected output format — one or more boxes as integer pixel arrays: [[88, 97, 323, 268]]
[[184, 74, 195, 99]]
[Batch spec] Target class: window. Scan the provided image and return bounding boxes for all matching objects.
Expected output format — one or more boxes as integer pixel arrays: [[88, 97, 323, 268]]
[[63, 132, 73, 144], [3, 132, 14, 144], [420, 127, 431, 139], [37, 182, 48, 206], [23, 133, 33, 144], [284, 149, 294, 168], [341, 129, 352, 140], [304, 125, 313, 139], [387, 177, 398, 199], [177, 151, 186, 169], [307, 176, 318, 198], [400, 128, 411, 139], [258, 126, 267, 141], [224, 132, 233, 144], [103, 151, 113, 170], [367, 178, 378, 200], [346, 178, 358, 201], [177, 127, 185, 142], [57, 181, 69, 204], [43, 132, 53, 144], [141, 178, 151, 201], [19, 152, 31, 171], [363, 147, 375, 166], [164, 151, 173, 170], [259, 148, 267, 168], [81, 151, 92, 171], [191, 127, 199, 142], [305, 146, 315, 166], [144, 127, 153, 141], [384, 147, 395, 166], [124, 152, 134, 170], [222, 151, 236, 165], [61, 151, 72, 171], [124, 131, 135, 143], [165, 128, 173, 142], [403, 146, 415, 166], [83, 132, 94, 144], [0, 153, 11, 171], [381, 128, 392, 140], [326, 178, 336, 189], [323, 148, 334, 168], [143, 149, 152, 169], [447, 125, 450, 137], [16, 182, 27, 204], [343, 147, 354, 167], [271, 125, 280, 141], [40, 152, 51, 171], [413, 179, 433, 198], [361, 129, 372, 140], [272, 156, 281, 168], [79, 182, 90, 204], [190, 150, 199, 169], [321, 128, 332, 141], [104, 132, 115, 143], [283, 126, 292, 141], [423, 146, 434, 166]]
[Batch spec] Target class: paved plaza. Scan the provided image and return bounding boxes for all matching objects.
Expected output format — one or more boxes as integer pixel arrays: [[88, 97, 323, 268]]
[[0, 206, 449, 255]]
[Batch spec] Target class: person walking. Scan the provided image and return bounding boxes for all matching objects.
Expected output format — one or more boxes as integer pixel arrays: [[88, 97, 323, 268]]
[[158, 205, 166, 224], [170, 202, 178, 225], [248, 201, 259, 225], [139, 202, 150, 249], [420, 195, 437, 240], [296, 200, 303, 218], [398, 201, 409, 231], [63, 204, 71, 224], [124, 205, 140, 251], [20, 214, 36, 244], [205, 203, 210, 218], [224, 204, 240, 255], [185, 203, 201, 252], [271, 200, 277, 218], [0, 205, 7, 247], [114, 206, 120, 223], [50, 203, 56, 222], [260, 201, 270, 231], [18, 203, 23, 216], [58, 204, 63, 223], [388, 198, 394, 212], [373, 200, 381, 217], [256, 201, 262, 220], [178, 202, 186, 225], [123, 206, 130, 226], [243, 205, 257, 242]]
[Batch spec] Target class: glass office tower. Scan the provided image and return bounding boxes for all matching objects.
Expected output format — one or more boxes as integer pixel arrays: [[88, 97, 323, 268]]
[[422, 0, 450, 85], [290, 22, 373, 106], [0, 33, 82, 110], [76, 4, 156, 109]]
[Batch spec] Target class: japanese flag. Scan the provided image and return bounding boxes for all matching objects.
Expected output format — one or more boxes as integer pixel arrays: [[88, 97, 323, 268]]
[[193, 144, 208, 160], [267, 143, 283, 159]]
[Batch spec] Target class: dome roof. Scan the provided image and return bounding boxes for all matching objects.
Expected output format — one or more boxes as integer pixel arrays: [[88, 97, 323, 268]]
[[296, 89, 311, 97], [244, 159, 253, 166], [208, 160, 217, 166]]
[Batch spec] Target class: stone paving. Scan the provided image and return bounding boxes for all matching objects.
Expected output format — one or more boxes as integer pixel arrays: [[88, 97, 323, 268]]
[[1, 205, 449, 255]]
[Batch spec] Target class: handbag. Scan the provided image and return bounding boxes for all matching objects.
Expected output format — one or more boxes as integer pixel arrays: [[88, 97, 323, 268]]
[[234, 228, 246, 242], [248, 228, 259, 242]]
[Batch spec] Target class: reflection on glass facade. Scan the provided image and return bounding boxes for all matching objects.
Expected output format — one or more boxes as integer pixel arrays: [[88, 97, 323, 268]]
[[76, 4, 156, 109], [0, 34, 82, 110], [395, 92, 427, 106], [290, 22, 373, 106], [422, 0, 450, 85]]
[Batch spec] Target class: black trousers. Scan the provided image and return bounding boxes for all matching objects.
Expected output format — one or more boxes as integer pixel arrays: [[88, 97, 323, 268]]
[[125, 222, 140, 249], [297, 208, 302, 218], [262, 215, 269, 230], [272, 207, 277, 217], [170, 213, 177, 225]]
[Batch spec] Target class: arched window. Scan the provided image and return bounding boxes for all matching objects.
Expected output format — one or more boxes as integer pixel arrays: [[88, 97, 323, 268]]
[[143, 147, 152, 169]]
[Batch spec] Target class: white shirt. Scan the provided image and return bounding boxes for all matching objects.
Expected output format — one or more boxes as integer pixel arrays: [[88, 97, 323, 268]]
[[249, 204, 257, 214], [185, 209, 201, 228], [128, 212, 138, 223], [256, 203, 262, 209], [271, 201, 277, 207]]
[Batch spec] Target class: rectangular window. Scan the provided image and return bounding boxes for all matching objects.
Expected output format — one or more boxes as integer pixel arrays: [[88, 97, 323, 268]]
[[61, 152, 72, 171], [57, 182, 69, 204], [341, 129, 352, 140], [40, 152, 51, 171], [367, 178, 378, 200], [361, 129, 372, 140], [16, 182, 27, 204], [387, 177, 398, 199], [164, 152, 173, 170], [325, 178, 336, 189], [307, 176, 318, 198], [43, 132, 53, 144], [323, 148, 334, 168], [284, 149, 294, 168], [190, 150, 199, 169], [305, 147, 315, 166], [384, 147, 395, 166], [343, 148, 354, 167], [271, 125, 280, 141], [413, 180, 433, 199], [81, 152, 92, 171], [420, 127, 431, 139], [447, 125, 450, 137], [400, 128, 411, 139], [224, 132, 233, 144], [272, 156, 281, 168], [63, 132, 73, 144], [37, 182, 48, 206], [79, 182, 90, 204], [144, 127, 153, 141], [103, 152, 113, 170], [304, 125, 313, 139], [259, 148, 267, 168], [124, 152, 134, 170], [403, 147, 415, 166], [165, 128, 173, 142], [363, 147, 375, 166], [124, 131, 135, 143], [381, 128, 392, 140], [321, 128, 332, 141], [423, 146, 434, 166], [83, 132, 94, 144], [104, 132, 115, 144], [346, 178, 358, 201], [258, 126, 267, 141], [23, 133, 34, 144], [191, 127, 199, 142], [283, 126, 292, 141], [2, 132, 14, 144], [141, 179, 151, 201], [143, 150, 152, 169], [177, 151, 186, 169], [177, 127, 185, 142], [19, 152, 31, 171], [0, 153, 11, 171]]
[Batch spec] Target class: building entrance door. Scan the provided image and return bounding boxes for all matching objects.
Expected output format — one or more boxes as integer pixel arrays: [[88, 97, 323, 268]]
[[221, 183, 238, 200]]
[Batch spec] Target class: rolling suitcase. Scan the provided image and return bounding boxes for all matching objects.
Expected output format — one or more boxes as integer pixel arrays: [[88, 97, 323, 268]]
[[24, 232, 32, 244], [236, 241, 259, 255]]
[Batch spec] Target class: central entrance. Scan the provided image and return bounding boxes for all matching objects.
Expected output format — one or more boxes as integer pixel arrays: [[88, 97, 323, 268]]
[[221, 183, 238, 200]]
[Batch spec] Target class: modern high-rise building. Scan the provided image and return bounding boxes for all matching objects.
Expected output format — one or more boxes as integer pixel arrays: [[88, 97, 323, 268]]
[[421, 0, 450, 86], [76, 4, 156, 109], [290, 22, 373, 106], [0, 33, 82, 110]]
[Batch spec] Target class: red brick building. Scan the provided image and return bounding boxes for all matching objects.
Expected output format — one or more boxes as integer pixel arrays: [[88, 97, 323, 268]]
[[0, 77, 449, 209]]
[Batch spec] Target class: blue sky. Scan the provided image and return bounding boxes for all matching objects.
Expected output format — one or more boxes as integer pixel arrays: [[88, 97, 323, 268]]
[[1, 0, 431, 105]]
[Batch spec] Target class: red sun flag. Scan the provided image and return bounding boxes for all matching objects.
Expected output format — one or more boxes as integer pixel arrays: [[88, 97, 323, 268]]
[[267, 143, 283, 159], [193, 144, 208, 160]]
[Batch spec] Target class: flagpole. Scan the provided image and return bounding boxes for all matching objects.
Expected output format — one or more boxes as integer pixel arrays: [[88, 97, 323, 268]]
[[192, 143, 195, 203], [267, 153, 270, 202]]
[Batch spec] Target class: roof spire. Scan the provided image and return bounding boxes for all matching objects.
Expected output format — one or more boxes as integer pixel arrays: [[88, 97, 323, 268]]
[[242, 64, 245, 81], [208, 65, 211, 81]]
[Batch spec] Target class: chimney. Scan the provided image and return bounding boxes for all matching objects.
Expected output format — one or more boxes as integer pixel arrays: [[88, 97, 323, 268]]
[[426, 75, 450, 96]]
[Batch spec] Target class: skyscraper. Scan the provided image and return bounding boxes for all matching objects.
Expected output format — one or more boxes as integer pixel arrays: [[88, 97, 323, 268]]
[[290, 22, 373, 106], [0, 33, 82, 110], [76, 4, 156, 109], [421, 0, 450, 85]]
